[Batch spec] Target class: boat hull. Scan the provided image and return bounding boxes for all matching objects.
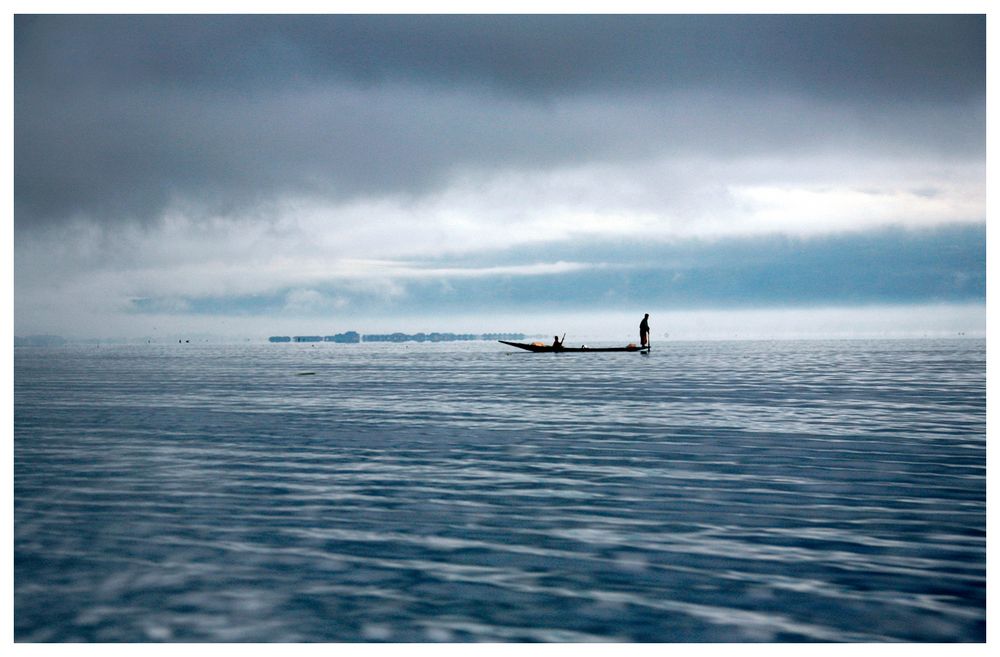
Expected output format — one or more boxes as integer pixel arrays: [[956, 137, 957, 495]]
[[499, 340, 649, 353]]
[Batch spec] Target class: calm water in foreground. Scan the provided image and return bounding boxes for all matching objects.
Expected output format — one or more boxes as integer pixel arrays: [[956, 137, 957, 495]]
[[14, 339, 985, 642]]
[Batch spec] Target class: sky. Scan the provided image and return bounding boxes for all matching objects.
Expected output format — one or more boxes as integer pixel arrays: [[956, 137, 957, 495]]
[[12, 12, 987, 340]]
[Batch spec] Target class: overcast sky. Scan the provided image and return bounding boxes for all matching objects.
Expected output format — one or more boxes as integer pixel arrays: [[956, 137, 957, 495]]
[[13, 14, 986, 339]]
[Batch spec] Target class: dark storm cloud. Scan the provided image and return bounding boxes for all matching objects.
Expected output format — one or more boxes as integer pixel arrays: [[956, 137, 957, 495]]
[[16, 14, 985, 99], [14, 14, 986, 229]]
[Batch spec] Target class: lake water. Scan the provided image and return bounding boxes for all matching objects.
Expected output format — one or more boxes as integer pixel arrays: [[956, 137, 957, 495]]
[[14, 339, 986, 642]]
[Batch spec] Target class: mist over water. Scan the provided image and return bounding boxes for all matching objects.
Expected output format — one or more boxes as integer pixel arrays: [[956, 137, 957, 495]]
[[14, 339, 985, 642]]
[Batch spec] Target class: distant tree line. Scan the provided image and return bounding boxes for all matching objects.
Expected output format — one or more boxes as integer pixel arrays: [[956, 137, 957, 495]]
[[268, 331, 525, 344]]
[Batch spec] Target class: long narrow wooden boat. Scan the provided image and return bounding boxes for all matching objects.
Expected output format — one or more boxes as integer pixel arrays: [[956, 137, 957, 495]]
[[499, 340, 650, 353]]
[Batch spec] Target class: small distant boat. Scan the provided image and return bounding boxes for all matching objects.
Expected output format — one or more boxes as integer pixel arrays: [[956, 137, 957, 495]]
[[499, 340, 650, 353]]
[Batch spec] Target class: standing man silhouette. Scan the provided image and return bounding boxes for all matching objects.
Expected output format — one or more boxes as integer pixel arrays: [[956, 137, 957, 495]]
[[639, 314, 650, 348]]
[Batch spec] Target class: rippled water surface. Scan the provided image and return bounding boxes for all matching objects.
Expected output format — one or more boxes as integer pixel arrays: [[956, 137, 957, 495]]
[[14, 339, 986, 641]]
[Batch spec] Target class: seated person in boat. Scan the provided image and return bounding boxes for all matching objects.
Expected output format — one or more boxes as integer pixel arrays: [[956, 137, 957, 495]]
[[552, 335, 563, 349]]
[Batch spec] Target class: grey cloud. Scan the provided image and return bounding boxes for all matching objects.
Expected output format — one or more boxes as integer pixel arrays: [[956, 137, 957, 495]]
[[16, 15, 984, 99], [15, 14, 985, 229]]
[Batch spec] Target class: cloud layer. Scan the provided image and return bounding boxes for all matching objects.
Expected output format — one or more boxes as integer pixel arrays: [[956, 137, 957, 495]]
[[13, 15, 986, 338], [15, 15, 984, 227]]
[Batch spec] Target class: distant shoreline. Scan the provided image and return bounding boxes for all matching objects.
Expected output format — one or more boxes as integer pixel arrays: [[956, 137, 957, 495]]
[[13, 332, 527, 347], [14, 333, 986, 347], [270, 332, 527, 344]]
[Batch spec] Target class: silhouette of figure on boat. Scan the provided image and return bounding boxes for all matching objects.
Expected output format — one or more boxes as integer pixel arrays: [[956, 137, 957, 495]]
[[639, 314, 650, 348], [552, 335, 563, 350]]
